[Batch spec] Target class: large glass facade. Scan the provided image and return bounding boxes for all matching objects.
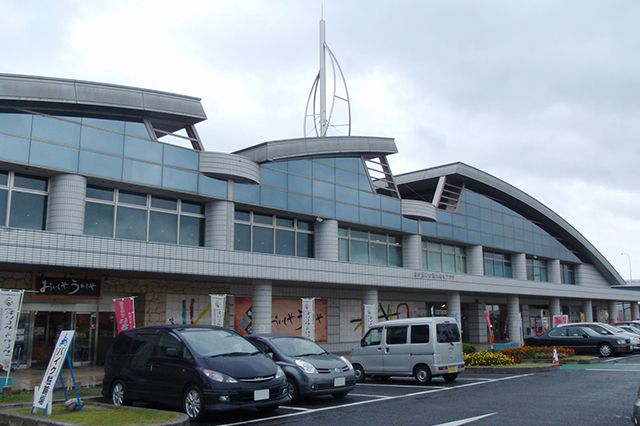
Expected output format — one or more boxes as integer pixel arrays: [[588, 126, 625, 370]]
[[526, 257, 548, 282], [234, 210, 314, 258], [0, 171, 48, 230], [422, 240, 466, 273], [483, 250, 512, 278], [84, 186, 204, 246], [561, 263, 576, 284], [338, 226, 403, 267]]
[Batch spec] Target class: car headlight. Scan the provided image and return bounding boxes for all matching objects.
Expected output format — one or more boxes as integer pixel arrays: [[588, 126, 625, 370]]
[[339, 356, 353, 371], [275, 366, 285, 379], [295, 359, 318, 374], [203, 369, 238, 383], [616, 339, 627, 345]]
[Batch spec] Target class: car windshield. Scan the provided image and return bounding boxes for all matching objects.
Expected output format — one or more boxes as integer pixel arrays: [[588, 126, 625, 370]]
[[271, 337, 326, 357], [600, 324, 626, 334], [178, 328, 259, 357]]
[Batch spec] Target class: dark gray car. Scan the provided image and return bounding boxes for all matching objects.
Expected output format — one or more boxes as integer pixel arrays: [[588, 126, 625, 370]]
[[248, 334, 356, 402]]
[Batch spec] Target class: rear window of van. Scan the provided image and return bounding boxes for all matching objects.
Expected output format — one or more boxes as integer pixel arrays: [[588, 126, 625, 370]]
[[436, 323, 460, 343]]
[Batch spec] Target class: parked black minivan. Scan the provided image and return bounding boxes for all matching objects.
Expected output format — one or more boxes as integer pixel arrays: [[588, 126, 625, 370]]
[[102, 325, 289, 421]]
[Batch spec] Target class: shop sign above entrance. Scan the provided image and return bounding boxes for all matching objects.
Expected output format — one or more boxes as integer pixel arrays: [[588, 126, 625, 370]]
[[33, 277, 102, 298]]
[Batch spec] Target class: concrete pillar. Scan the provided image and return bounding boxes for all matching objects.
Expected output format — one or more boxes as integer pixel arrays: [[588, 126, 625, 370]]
[[466, 303, 488, 344], [548, 259, 561, 283], [507, 295, 521, 344], [632, 302, 640, 320], [205, 200, 233, 250], [315, 219, 338, 261], [550, 298, 561, 320], [512, 253, 526, 280], [402, 234, 422, 269], [608, 301, 619, 323], [466, 245, 484, 276], [46, 174, 87, 234], [583, 300, 593, 322], [252, 280, 272, 334], [447, 292, 461, 323], [575, 264, 586, 286]]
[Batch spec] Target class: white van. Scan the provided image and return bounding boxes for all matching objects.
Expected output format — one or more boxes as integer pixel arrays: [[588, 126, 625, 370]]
[[350, 317, 464, 384]]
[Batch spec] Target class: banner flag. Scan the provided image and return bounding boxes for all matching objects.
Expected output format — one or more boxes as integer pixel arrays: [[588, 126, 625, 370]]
[[301, 298, 315, 341], [363, 304, 377, 333], [114, 297, 136, 334], [210, 294, 227, 327], [0, 289, 24, 372], [33, 330, 75, 410], [485, 310, 495, 350]]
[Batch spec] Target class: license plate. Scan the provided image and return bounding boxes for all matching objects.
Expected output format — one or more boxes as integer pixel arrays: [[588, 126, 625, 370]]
[[254, 389, 269, 401], [447, 366, 458, 373], [334, 377, 346, 387]]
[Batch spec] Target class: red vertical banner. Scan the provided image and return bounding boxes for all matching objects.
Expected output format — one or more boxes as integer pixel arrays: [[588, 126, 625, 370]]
[[485, 310, 494, 350], [114, 297, 136, 333]]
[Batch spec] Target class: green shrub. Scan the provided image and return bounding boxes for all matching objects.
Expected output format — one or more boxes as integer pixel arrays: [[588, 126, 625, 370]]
[[463, 343, 477, 354], [464, 351, 515, 366]]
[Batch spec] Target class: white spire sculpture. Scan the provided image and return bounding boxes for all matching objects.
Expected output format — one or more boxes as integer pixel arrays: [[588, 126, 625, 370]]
[[304, 18, 351, 137]]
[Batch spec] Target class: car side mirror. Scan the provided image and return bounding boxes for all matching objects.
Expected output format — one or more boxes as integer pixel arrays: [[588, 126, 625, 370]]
[[360, 338, 366, 347], [165, 347, 179, 357]]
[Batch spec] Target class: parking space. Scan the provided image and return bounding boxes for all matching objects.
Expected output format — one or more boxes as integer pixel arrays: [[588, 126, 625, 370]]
[[199, 374, 531, 426]]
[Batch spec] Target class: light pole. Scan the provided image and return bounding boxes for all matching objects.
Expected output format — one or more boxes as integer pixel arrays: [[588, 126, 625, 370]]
[[621, 252, 633, 281]]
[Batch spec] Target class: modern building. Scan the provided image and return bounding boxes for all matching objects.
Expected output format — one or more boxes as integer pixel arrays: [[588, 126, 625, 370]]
[[0, 72, 638, 368]]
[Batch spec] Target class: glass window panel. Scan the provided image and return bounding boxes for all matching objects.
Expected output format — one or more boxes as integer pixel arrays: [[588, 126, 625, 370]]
[[297, 220, 312, 231], [32, 115, 81, 147], [359, 174, 371, 191], [371, 243, 387, 265], [179, 216, 204, 246], [370, 232, 386, 242], [338, 227, 348, 237], [86, 186, 113, 201], [198, 175, 227, 198], [428, 252, 442, 271], [29, 140, 79, 171], [336, 186, 359, 204], [261, 169, 287, 189], [351, 240, 369, 264], [288, 193, 312, 214], [115, 206, 147, 241], [339, 238, 349, 261], [380, 196, 401, 213], [234, 223, 251, 251], [0, 113, 32, 137], [275, 229, 295, 256], [123, 159, 162, 186], [78, 151, 122, 180], [0, 171, 7, 186], [9, 192, 46, 230], [495, 260, 504, 277], [288, 175, 312, 194], [234, 210, 250, 222], [335, 169, 359, 189], [119, 191, 146, 206], [336, 202, 358, 222], [351, 229, 368, 239], [313, 180, 334, 199], [0, 189, 7, 226], [313, 162, 334, 183], [125, 121, 150, 138], [335, 157, 361, 172], [83, 202, 114, 237], [234, 182, 259, 203], [260, 187, 287, 209], [163, 144, 198, 170], [253, 213, 272, 225], [151, 196, 177, 210], [83, 117, 125, 133], [253, 226, 274, 253], [124, 137, 162, 164], [14, 174, 47, 191], [181, 201, 204, 215], [297, 233, 313, 258], [288, 159, 312, 177], [484, 258, 494, 276], [411, 325, 429, 344], [149, 211, 177, 244], [359, 207, 381, 226], [312, 198, 335, 217], [276, 217, 294, 228], [389, 246, 402, 267], [442, 254, 456, 273], [359, 191, 380, 209], [80, 121, 124, 155], [264, 161, 287, 171]]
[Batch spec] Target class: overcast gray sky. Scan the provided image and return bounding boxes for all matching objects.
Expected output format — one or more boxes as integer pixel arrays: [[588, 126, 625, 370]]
[[3, 0, 639, 281]]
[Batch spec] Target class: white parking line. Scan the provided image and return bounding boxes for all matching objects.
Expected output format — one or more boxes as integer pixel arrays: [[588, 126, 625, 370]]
[[278, 406, 312, 411], [454, 377, 492, 381], [586, 369, 640, 372], [433, 412, 498, 426], [349, 393, 391, 398], [219, 373, 534, 426], [601, 357, 624, 363], [358, 383, 447, 389]]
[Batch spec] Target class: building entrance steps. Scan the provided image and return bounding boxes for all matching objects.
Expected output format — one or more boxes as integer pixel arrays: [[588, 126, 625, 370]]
[[2, 365, 104, 392]]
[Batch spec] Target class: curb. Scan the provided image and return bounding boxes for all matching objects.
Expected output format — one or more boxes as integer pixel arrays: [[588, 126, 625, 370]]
[[463, 364, 559, 374], [0, 401, 189, 426]]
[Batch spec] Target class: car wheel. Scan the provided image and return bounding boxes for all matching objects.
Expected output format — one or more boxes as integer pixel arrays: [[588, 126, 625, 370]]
[[353, 364, 366, 383], [110, 380, 129, 406], [332, 390, 349, 400], [442, 373, 458, 383], [599, 343, 613, 357], [183, 385, 204, 421], [414, 364, 432, 385], [286, 377, 299, 402]]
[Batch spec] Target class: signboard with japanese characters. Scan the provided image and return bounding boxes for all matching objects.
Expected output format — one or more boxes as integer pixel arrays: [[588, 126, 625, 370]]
[[210, 294, 227, 327], [0, 289, 23, 372], [33, 277, 101, 298], [33, 330, 75, 410], [363, 304, 377, 334], [114, 297, 136, 334], [301, 298, 315, 341]]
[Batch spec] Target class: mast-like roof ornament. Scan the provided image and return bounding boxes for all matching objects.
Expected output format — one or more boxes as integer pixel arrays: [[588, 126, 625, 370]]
[[304, 18, 351, 137]]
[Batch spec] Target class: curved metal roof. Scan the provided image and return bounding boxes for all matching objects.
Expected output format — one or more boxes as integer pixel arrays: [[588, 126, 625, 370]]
[[395, 162, 625, 286], [0, 73, 206, 129]]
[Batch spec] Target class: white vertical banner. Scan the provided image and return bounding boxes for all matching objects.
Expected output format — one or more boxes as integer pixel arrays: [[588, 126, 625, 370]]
[[363, 304, 377, 333], [0, 289, 24, 372], [210, 294, 227, 327], [33, 330, 75, 411], [301, 298, 315, 341]]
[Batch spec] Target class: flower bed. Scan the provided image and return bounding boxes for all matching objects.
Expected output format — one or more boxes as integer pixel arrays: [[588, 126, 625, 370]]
[[498, 346, 575, 363], [463, 351, 515, 366]]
